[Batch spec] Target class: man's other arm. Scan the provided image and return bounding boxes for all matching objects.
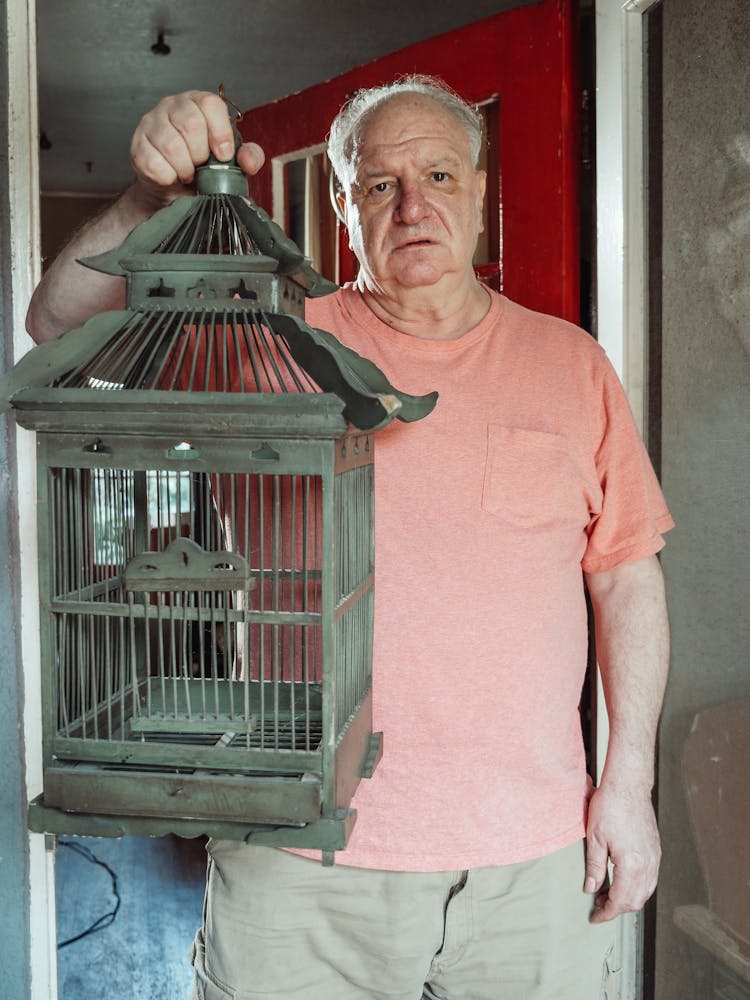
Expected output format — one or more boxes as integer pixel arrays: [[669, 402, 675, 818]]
[[26, 185, 158, 343], [582, 552, 669, 923]]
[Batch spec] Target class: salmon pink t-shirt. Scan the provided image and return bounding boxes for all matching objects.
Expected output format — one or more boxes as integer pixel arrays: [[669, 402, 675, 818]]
[[302, 288, 673, 872]]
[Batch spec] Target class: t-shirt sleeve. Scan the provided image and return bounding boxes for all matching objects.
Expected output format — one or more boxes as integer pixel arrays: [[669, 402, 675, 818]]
[[582, 356, 674, 574]]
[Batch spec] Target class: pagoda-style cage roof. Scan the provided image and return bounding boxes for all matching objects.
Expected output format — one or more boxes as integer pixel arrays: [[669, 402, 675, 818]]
[[2, 149, 437, 436]]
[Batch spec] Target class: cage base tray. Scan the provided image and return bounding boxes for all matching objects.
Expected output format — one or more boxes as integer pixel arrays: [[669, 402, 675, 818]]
[[28, 794, 356, 863]]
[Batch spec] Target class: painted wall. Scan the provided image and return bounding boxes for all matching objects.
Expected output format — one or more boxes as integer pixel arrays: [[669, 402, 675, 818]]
[[41, 193, 113, 270], [0, 11, 32, 998], [656, 0, 750, 996]]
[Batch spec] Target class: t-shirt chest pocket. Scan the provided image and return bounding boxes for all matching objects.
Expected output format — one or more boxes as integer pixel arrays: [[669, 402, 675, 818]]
[[481, 424, 587, 529]]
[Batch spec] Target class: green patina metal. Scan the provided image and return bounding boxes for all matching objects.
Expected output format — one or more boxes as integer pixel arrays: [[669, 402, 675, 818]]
[[4, 117, 437, 862]]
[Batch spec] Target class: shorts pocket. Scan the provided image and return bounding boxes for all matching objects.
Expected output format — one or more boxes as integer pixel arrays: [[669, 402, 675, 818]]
[[481, 424, 585, 528], [191, 931, 236, 1000], [193, 977, 235, 1000]]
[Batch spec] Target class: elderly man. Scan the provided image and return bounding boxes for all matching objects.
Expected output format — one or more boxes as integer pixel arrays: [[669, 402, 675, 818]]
[[27, 77, 672, 1000]]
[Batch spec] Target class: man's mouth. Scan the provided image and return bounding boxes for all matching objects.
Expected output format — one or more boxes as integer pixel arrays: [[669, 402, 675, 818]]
[[395, 238, 435, 250]]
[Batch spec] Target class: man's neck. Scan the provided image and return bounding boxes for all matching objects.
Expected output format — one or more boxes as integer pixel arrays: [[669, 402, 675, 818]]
[[356, 275, 491, 342]]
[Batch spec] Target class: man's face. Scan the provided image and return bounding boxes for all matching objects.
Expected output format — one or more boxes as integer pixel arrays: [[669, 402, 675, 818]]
[[341, 94, 486, 296]]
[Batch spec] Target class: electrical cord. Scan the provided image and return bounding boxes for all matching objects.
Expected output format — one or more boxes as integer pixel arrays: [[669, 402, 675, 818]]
[[57, 840, 121, 949]]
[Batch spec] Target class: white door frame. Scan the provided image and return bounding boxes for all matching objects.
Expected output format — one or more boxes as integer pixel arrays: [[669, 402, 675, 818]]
[[9, 1, 657, 996], [5, 0, 58, 997], [595, 1, 661, 997]]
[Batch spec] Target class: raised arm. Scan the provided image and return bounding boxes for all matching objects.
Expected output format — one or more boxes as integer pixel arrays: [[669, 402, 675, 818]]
[[582, 552, 669, 923], [26, 90, 266, 344]]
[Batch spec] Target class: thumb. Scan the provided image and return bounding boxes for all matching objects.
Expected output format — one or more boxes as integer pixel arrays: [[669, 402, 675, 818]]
[[584, 834, 609, 893], [236, 141, 266, 178]]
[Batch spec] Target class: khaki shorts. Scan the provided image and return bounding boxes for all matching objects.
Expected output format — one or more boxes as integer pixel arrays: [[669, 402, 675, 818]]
[[189, 839, 617, 1000]]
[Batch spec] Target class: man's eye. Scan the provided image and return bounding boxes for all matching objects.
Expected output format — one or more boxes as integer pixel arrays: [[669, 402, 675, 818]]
[[432, 171, 449, 182], [371, 181, 390, 194]]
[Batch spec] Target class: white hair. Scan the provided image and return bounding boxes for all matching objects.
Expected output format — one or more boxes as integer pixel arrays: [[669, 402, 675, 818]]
[[327, 75, 484, 188]]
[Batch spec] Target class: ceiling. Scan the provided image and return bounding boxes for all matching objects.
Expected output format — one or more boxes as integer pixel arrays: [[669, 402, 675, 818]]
[[36, 0, 538, 196]]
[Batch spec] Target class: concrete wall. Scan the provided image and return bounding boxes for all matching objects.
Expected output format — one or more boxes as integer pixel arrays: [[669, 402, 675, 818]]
[[656, 0, 750, 996], [0, 5, 32, 995]]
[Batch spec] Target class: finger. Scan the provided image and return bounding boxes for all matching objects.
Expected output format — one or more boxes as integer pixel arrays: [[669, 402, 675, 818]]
[[590, 888, 619, 923], [590, 870, 631, 923], [133, 91, 234, 184], [589, 859, 656, 923], [191, 92, 237, 162], [590, 880, 636, 923], [133, 107, 202, 186], [160, 93, 220, 175], [583, 835, 609, 894], [236, 141, 266, 177], [130, 134, 181, 189]]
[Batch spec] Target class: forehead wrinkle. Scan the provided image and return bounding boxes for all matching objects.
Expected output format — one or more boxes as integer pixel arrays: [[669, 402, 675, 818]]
[[353, 96, 471, 153], [357, 151, 464, 180], [343, 97, 476, 193], [353, 134, 469, 181], [357, 127, 469, 156]]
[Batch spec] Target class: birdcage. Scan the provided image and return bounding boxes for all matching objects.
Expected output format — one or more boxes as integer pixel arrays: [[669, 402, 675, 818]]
[[3, 120, 436, 861]]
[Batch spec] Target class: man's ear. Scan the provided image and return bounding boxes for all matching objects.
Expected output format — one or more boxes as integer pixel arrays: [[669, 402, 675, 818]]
[[329, 170, 348, 226], [476, 169, 487, 233], [476, 169, 487, 205], [336, 192, 348, 224]]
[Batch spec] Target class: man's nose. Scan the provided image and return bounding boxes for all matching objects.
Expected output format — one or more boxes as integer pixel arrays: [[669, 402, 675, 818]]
[[395, 182, 429, 224]]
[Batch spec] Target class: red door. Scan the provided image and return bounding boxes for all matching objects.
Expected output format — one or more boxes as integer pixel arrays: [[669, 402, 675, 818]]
[[241, 0, 579, 323]]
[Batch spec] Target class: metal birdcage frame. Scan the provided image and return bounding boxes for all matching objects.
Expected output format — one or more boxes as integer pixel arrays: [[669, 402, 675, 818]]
[[2, 120, 437, 861]]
